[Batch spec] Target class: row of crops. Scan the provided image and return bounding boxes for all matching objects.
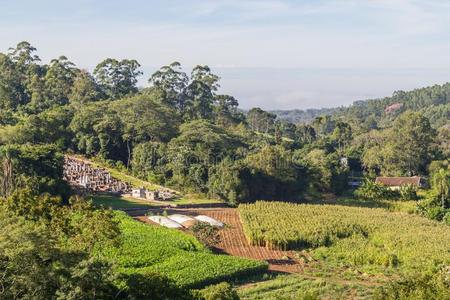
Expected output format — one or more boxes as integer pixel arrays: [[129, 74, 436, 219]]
[[95, 211, 267, 288], [238, 201, 450, 273]]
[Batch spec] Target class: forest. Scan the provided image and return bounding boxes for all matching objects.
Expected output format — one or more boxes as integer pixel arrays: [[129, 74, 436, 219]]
[[0, 41, 449, 299]]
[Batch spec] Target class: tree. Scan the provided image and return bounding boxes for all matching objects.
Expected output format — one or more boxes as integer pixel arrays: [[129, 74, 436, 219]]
[[131, 141, 166, 184], [69, 69, 102, 105], [207, 157, 244, 204], [295, 124, 316, 145], [213, 94, 241, 127], [42, 56, 78, 108], [166, 120, 239, 191], [70, 102, 126, 161], [7, 41, 43, 107], [432, 168, 450, 209], [149, 61, 188, 110], [331, 121, 352, 153], [437, 124, 450, 159], [4, 106, 74, 148], [183, 65, 220, 120], [312, 115, 335, 136], [245, 145, 307, 200], [94, 58, 142, 99], [0, 53, 22, 111], [0, 202, 120, 300], [247, 108, 276, 134], [113, 93, 179, 167], [362, 112, 435, 176], [0, 144, 69, 197]]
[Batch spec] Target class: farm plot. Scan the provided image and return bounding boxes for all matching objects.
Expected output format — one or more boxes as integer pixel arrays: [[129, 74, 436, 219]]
[[136, 208, 306, 273], [238, 201, 450, 273], [188, 208, 305, 273], [95, 211, 267, 288]]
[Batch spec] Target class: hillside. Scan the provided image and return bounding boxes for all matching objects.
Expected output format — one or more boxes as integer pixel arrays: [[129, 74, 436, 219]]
[[270, 107, 340, 124], [271, 82, 450, 128]]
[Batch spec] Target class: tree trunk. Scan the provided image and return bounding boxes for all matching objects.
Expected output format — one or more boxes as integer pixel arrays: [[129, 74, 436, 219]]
[[126, 140, 131, 170]]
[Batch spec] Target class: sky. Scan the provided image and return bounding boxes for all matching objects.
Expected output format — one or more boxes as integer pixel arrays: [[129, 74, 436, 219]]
[[1, 0, 450, 110]]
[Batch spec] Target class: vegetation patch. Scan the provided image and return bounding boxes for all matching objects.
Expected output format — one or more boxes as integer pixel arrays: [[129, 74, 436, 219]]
[[96, 211, 268, 288], [239, 201, 450, 273]]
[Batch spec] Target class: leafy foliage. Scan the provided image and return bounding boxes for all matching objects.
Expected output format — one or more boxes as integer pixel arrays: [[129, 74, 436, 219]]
[[190, 222, 221, 249]]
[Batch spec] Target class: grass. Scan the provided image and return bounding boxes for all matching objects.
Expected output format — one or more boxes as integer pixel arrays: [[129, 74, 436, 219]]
[[238, 201, 450, 275], [90, 194, 156, 209], [95, 211, 268, 288], [238, 274, 374, 300], [173, 194, 224, 206], [91, 194, 224, 210], [307, 196, 418, 214]]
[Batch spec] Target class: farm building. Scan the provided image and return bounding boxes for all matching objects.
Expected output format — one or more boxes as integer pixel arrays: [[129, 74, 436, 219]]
[[375, 176, 425, 189], [132, 188, 146, 198], [131, 187, 174, 201]]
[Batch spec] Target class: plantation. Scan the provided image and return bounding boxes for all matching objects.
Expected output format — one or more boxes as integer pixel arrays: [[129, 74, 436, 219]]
[[95, 212, 268, 288], [238, 201, 450, 274], [238, 274, 373, 300]]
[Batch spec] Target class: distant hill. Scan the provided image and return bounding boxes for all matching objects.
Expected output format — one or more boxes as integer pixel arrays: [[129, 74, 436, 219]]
[[271, 82, 450, 128], [270, 107, 341, 124], [335, 82, 450, 128]]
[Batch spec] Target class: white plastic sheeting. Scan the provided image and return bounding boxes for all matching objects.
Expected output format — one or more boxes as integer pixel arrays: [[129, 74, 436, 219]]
[[148, 216, 183, 229], [168, 214, 195, 224], [194, 215, 224, 227]]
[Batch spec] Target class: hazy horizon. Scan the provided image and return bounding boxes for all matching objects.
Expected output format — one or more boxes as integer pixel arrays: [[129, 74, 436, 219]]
[[1, 0, 450, 110]]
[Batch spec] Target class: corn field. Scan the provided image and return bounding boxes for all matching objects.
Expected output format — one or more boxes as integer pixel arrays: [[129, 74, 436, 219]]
[[238, 201, 450, 272]]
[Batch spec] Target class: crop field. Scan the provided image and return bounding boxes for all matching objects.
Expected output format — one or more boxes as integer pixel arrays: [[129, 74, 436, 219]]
[[238, 274, 374, 300], [95, 211, 267, 288], [238, 201, 450, 274]]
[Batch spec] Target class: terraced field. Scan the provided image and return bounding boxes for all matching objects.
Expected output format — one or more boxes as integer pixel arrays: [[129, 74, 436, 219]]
[[95, 211, 268, 288]]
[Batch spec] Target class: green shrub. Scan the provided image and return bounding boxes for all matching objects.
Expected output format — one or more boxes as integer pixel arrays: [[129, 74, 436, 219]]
[[123, 272, 194, 300], [373, 269, 450, 300], [443, 212, 450, 226], [399, 184, 418, 200], [190, 222, 221, 249], [354, 180, 397, 201], [197, 282, 240, 300]]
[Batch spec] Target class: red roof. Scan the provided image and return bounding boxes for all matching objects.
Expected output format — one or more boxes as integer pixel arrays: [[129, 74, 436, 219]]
[[375, 176, 422, 187], [384, 103, 403, 114]]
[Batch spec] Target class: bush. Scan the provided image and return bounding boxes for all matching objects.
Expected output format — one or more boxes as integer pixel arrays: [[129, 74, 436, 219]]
[[443, 212, 450, 226], [399, 184, 418, 200], [123, 272, 193, 300], [190, 222, 221, 249], [197, 282, 239, 300], [354, 180, 397, 201], [417, 196, 449, 221], [373, 269, 450, 300]]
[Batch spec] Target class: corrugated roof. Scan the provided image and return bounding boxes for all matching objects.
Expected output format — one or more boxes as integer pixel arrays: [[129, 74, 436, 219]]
[[375, 176, 422, 187]]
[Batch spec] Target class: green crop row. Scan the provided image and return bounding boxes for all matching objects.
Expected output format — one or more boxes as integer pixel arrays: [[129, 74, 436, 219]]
[[95, 211, 267, 288], [238, 201, 450, 273]]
